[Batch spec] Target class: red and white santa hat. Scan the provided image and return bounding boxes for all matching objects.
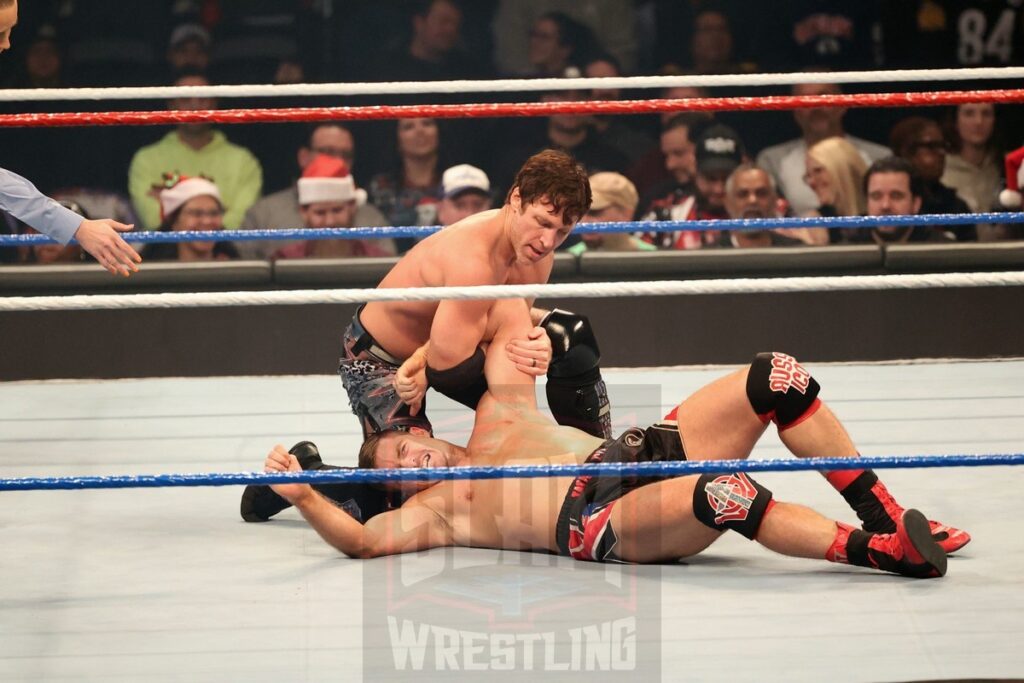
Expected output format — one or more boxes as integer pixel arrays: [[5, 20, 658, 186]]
[[998, 145, 1024, 209], [297, 154, 366, 206], [159, 175, 222, 221]]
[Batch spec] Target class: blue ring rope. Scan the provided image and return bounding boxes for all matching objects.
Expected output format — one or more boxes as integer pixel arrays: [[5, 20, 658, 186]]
[[1, 453, 1020, 492], [3, 212, 1022, 246]]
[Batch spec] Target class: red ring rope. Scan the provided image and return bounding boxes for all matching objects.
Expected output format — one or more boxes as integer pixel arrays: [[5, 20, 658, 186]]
[[1, 89, 1021, 128]]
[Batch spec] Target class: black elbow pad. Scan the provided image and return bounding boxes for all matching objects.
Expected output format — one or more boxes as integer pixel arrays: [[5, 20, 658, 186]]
[[426, 347, 488, 409]]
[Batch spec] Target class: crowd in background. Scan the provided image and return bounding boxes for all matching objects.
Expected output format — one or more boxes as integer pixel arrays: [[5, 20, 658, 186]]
[[2, 0, 1024, 267]]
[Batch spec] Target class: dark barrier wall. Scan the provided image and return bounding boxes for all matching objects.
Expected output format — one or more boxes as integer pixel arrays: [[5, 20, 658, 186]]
[[3, 245, 1023, 379], [2, 285, 1021, 381]]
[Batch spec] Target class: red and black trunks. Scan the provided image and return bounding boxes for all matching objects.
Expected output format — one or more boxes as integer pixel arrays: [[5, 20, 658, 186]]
[[554, 422, 687, 562]]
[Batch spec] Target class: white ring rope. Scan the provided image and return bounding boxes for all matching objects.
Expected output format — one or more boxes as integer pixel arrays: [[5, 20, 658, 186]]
[[3, 272, 1022, 312], [1, 67, 1022, 102]]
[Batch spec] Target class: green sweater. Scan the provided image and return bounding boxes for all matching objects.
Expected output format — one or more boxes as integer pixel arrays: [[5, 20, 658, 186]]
[[128, 130, 263, 229], [567, 236, 657, 256]]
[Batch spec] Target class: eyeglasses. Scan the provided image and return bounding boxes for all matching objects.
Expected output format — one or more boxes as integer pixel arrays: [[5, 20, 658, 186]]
[[180, 208, 225, 220]]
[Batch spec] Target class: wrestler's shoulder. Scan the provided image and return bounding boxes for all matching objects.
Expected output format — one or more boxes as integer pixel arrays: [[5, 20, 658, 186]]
[[444, 208, 502, 236]]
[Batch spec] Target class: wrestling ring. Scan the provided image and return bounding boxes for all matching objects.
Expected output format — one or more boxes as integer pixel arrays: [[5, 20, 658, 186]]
[[1, 68, 1023, 682]]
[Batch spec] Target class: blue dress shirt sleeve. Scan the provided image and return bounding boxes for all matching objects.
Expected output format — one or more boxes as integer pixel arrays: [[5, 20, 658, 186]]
[[0, 167, 83, 244]]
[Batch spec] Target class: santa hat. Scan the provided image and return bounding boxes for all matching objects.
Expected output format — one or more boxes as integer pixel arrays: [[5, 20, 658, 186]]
[[159, 175, 222, 221], [998, 146, 1024, 209], [297, 154, 366, 206]]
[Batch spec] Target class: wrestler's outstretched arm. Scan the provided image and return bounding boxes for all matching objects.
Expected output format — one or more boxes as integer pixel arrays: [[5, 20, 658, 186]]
[[266, 445, 453, 558]]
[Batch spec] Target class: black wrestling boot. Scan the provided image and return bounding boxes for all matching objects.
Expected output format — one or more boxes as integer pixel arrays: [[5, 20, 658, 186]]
[[240, 441, 323, 522]]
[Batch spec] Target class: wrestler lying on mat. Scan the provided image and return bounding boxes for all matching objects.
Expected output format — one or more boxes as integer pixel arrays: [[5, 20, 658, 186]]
[[264, 297, 967, 578]]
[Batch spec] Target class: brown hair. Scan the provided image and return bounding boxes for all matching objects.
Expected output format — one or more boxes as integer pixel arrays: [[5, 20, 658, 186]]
[[942, 103, 1000, 156], [357, 432, 384, 469], [506, 149, 592, 226]]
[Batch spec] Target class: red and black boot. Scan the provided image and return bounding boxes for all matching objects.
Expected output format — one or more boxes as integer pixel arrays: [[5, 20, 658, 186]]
[[826, 510, 947, 578], [828, 470, 970, 554]]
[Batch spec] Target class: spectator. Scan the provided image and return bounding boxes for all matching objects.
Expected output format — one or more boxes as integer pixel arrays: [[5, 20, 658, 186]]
[[541, 87, 628, 171], [238, 123, 391, 260], [692, 123, 743, 218], [628, 89, 712, 198], [368, 118, 445, 248], [759, 3, 883, 69], [493, 1, 636, 75], [756, 82, 890, 216], [374, 0, 484, 82], [889, 116, 975, 240], [524, 12, 597, 77], [720, 163, 802, 248], [166, 24, 210, 76], [6, 24, 64, 89], [274, 155, 394, 260], [688, 8, 753, 74], [640, 122, 743, 250], [805, 137, 867, 216], [942, 103, 1003, 238], [128, 70, 262, 230], [491, 87, 628, 198], [642, 113, 703, 200], [635, 113, 705, 222], [436, 164, 493, 226], [582, 53, 656, 165], [860, 156, 954, 245], [273, 59, 304, 85], [992, 145, 1024, 240], [142, 174, 239, 262], [803, 136, 868, 245], [568, 172, 654, 255]]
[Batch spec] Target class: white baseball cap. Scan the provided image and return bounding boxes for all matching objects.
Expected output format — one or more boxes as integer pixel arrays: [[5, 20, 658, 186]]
[[442, 164, 490, 199]]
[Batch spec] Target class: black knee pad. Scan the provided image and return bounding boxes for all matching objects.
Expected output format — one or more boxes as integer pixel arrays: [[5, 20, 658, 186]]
[[541, 309, 612, 438], [692, 472, 774, 540], [546, 370, 612, 439], [426, 347, 488, 410], [746, 351, 821, 429]]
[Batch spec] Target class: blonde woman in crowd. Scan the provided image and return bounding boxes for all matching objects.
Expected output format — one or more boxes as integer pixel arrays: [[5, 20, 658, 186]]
[[802, 136, 868, 245]]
